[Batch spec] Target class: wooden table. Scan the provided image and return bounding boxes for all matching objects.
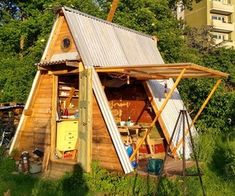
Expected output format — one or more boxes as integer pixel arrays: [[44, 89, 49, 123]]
[[118, 125, 150, 139], [117, 124, 151, 160]]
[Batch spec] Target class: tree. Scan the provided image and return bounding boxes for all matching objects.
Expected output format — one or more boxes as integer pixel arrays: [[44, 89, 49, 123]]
[[98, 0, 199, 63], [0, 0, 102, 102]]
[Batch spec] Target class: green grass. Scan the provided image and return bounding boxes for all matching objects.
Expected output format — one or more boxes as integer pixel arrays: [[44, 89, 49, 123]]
[[0, 132, 234, 196], [0, 156, 179, 196], [0, 175, 38, 196]]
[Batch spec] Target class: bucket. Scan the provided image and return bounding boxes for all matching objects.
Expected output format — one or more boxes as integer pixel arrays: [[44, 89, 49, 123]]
[[147, 158, 163, 175]]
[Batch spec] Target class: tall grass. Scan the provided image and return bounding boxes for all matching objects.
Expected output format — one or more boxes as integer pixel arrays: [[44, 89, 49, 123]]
[[0, 131, 234, 196]]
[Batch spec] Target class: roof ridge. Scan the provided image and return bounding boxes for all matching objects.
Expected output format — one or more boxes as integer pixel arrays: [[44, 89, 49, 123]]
[[62, 6, 153, 39]]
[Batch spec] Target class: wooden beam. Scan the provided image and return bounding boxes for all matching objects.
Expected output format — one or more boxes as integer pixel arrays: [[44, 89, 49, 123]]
[[107, 0, 119, 22], [130, 68, 186, 161], [150, 68, 186, 127], [50, 75, 58, 161], [172, 79, 222, 154], [96, 63, 192, 70], [129, 70, 167, 79], [148, 70, 204, 74], [87, 68, 93, 173], [48, 68, 79, 75], [65, 63, 79, 68], [78, 66, 93, 172], [191, 64, 228, 78], [97, 71, 223, 79], [96, 68, 126, 73], [48, 70, 68, 75], [95, 63, 229, 78], [158, 73, 213, 78]]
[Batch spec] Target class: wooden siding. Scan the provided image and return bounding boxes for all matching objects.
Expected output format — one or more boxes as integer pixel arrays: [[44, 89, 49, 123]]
[[92, 95, 123, 172], [105, 82, 155, 123], [15, 73, 53, 151], [45, 15, 77, 61]]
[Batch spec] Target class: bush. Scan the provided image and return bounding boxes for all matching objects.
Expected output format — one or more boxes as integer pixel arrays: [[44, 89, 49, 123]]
[[0, 150, 15, 179], [86, 162, 158, 195]]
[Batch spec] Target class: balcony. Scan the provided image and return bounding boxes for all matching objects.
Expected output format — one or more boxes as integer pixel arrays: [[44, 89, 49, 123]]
[[220, 40, 235, 48], [211, 20, 234, 33], [210, 1, 234, 15], [213, 39, 235, 48]]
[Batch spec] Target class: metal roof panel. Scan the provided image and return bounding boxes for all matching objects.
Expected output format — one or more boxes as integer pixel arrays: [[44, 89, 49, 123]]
[[63, 7, 162, 67]]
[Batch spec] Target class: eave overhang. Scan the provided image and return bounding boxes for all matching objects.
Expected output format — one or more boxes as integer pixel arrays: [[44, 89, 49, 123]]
[[95, 63, 229, 79]]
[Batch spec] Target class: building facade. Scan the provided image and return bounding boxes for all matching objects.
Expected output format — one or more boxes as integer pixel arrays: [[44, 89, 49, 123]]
[[182, 0, 235, 48]]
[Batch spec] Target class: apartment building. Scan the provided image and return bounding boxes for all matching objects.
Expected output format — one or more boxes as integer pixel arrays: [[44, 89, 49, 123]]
[[182, 0, 235, 48]]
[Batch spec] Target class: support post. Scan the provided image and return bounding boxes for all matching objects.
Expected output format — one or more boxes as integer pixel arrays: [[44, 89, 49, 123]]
[[130, 68, 186, 161], [50, 75, 58, 160], [173, 79, 222, 154], [78, 66, 93, 172]]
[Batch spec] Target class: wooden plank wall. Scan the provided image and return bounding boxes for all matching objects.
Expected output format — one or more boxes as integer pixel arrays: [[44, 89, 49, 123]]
[[45, 15, 77, 61], [105, 83, 155, 123], [15, 73, 53, 152], [92, 95, 123, 172]]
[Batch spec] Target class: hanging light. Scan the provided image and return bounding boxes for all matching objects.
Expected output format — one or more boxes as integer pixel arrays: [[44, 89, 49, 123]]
[[127, 75, 130, 85], [164, 81, 167, 97]]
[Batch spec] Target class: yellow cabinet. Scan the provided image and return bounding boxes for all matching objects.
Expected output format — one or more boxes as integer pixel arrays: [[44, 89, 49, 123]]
[[56, 120, 78, 151]]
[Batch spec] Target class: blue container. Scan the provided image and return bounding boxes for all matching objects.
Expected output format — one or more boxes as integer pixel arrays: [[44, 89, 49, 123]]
[[124, 144, 138, 168], [147, 158, 163, 175], [125, 145, 133, 157]]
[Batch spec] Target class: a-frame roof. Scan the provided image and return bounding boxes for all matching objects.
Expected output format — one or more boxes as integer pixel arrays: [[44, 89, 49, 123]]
[[62, 6, 163, 67]]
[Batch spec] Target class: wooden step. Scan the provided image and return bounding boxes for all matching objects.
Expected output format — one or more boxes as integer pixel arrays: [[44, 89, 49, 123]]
[[46, 160, 78, 179]]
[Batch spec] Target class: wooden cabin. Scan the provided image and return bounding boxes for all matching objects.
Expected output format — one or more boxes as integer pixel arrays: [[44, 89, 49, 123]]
[[9, 7, 228, 177]]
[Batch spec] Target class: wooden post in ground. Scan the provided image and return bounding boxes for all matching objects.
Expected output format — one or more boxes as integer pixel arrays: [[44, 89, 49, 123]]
[[78, 66, 93, 172], [50, 75, 58, 160]]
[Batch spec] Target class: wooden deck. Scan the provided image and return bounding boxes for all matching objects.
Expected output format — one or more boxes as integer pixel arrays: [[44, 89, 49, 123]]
[[137, 156, 196, 177]]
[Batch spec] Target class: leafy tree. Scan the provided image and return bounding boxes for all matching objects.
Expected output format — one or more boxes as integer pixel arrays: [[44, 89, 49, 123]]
[[184, 26, 215, 54], [98, 0, 199, 63], [0, 0, 102, 102]]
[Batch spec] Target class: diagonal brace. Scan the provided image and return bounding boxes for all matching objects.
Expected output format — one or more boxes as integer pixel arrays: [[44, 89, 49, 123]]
[[130, 68, 186, 161], [172, 79, 222, 154]]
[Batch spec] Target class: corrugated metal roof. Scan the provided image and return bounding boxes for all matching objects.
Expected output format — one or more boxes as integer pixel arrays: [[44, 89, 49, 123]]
[[51, 52, 80, 61], [62, 6, 163, 67], [35, 59, 79, 67], [35, 60, 68, 67]]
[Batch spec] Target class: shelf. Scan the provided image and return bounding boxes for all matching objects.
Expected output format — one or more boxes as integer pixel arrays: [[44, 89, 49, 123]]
[[59, 96, 78, 98], [59, 88, 79, 92], [57, 118, 79, 122]]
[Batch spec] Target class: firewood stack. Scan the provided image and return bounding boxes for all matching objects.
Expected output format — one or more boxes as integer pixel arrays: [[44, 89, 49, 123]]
[[0, 102, 24, 129]]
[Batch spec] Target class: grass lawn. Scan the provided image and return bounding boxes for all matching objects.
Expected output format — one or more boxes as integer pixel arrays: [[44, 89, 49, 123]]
[[0, 136, 234, 196]]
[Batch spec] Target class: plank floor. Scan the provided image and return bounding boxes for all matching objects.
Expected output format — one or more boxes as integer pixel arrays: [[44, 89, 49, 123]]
[[137, 156, 196, 176]]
